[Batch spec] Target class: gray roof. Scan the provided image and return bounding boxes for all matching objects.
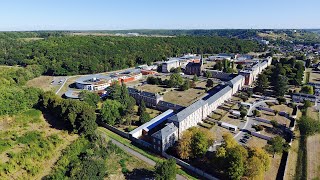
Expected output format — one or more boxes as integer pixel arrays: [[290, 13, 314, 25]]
[[227, 75, 244, 86], [75, 74, 112, 84], [206, 86, 232, 105], [151, 123, 178, 140], [129, 110, 174, 135], [64, 90, 80, 99], [128, 87, 161, 99], [168, 100, 205, 123]]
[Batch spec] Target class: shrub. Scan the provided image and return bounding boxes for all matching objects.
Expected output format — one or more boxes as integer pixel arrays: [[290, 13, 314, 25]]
[[277, 97, 286, 105], [253, 125, 264, 131]]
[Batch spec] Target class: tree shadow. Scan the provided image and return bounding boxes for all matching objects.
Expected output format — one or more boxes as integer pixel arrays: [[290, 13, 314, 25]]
[[124, 168, 154, 180], [43, 112, 70, 131]]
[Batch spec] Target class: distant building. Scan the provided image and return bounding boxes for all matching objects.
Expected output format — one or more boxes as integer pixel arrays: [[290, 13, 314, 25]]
[[162, 54, 201, 73], [184, 59, 203, 76], [75, 74, 112, 91], [208, 53, 234, 61], [128, 87, 163, 108], [162, 59, 180, 73]]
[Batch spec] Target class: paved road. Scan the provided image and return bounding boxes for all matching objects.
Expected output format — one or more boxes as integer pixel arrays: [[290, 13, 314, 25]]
[[234, 99, 277, 141], [102, 135, 187, 180]]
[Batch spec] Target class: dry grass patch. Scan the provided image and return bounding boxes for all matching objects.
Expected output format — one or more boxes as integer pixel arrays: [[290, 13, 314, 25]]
[[26, 76, 58, 92], [246, 136, 268, 149], [163, 87, 206, 106], [136, 84, 168, 94], [285, 130, 300, 180], [307, 134, 320, 179], [264, 154, 282, 180], [307, 107, 319, 121]]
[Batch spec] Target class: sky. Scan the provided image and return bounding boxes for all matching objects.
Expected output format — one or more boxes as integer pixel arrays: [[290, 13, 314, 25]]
[[1, 0, 319, 31]]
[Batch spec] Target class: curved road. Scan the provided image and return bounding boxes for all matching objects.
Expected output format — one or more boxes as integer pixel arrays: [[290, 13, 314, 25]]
[[234, 99, 277, 140]]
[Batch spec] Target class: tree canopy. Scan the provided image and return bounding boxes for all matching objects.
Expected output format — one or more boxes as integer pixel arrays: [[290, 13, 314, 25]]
[[0, 35, 262, 75]]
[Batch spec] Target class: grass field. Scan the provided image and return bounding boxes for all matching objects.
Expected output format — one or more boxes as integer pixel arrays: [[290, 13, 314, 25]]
[[163, 88, 206, 106], [136, 84, 169, 94], [246, 136, 268, 149], [26, 76, 58, 92], [307, 107, 319, 121], [97, 127, 198, 180], [285, 130, 300, 180], [307, 134, 320, 179], [264, 154, 282, 180], [0, 109, 78, 179], [99, 135, 153, 179]]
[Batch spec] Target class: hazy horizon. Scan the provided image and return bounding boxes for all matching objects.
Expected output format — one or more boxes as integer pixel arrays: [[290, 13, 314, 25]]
[[1, 0, 320, 31]]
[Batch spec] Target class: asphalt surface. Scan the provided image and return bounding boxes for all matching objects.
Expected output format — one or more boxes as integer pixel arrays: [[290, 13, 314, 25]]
[[234, 99, 277, 143]]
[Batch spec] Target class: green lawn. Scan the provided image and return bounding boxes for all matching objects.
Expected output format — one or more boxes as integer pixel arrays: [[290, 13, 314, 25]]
[[97, 127, 198, 180]]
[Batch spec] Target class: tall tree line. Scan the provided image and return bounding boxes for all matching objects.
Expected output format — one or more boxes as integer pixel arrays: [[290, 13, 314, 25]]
[[0, 34, 263, 75]]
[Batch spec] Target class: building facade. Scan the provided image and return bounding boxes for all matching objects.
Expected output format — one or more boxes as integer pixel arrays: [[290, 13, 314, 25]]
[[128, 87, 163, 108]]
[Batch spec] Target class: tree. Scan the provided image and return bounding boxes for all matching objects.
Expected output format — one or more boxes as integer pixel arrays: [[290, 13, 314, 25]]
[[270, 120, 279, 128], [265, 136, 289, 157], [177, 130, 192, 159], [206, 79, 214, 88], [303, 100, 312, 109], [305, 59, 311, 68], [240, 109, 247, 119], [226, 148, 245, 180], [78, 105, 98, 139], [191, 131, 208, 158], [274, 75, 288, 97], [120, 82, 130, 107], [192, 74, 199, 82], [125, 96, 136, 115], [255, 73, 269, 94], [236, 64, 243, 70], [70, 158, 107, 180], [155, 158, 177, 180], [180, 80, 190, 91], [300, 85, 314, 95], [138, 100, 146, 116], [101, 99, 123, 126], [109, 82, 121, 101], [177, 127, 214, 159], [253, 109, 261, 117], [139, 111, 151, 124], [79, 91, 100, 108], [168, 73, 183, 88], [298, 115, 320, 136], [213, 61, 223, 71], [204, 71, 212, 78]]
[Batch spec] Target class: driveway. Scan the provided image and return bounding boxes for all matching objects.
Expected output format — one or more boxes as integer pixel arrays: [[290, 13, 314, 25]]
[[234, 99, 277, 141]]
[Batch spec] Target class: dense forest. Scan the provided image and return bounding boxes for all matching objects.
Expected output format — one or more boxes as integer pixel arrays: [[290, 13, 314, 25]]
[[0, 33, 263, 75]]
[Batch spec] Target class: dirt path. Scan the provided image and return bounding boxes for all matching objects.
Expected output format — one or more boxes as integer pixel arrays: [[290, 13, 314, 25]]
[[307, 134, 320, 179]]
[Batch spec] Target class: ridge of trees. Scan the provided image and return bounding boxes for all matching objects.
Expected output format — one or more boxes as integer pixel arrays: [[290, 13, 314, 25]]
[[0, 35, 262, 75]]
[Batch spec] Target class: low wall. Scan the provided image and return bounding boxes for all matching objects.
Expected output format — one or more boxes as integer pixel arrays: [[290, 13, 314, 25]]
[[162, 152, 219, 180], [250, 131, 272, 141], [98, 122, 129, 139], [255, 117, 271, 124], [256, 106, 275, 113]]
